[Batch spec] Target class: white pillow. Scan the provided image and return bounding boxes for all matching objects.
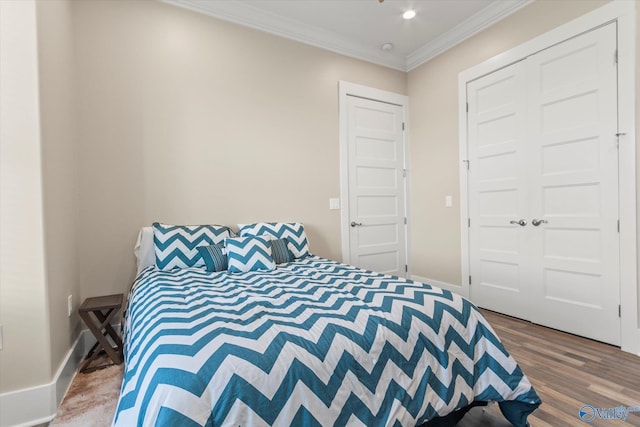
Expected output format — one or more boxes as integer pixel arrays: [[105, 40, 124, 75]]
[[134, 227, 155, 275]]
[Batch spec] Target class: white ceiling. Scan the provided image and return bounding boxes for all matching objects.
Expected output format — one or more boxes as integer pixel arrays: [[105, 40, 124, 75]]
[[163, 0, 532, 71]]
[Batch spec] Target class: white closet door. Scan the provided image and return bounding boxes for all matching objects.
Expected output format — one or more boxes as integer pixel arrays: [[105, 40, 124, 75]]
[[526, 23, 620, 344], [467, 61, 532, 319], [346, 95, 407, 276], [468, 23, 620, 345]]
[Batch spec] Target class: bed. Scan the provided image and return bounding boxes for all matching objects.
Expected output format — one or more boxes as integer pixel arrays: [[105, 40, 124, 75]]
[[113, 223, 540, 426]]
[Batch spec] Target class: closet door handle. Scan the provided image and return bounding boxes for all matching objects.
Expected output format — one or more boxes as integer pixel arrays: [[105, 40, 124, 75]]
[[532, 219, 548, 226], [509, 219, 527, 227], [350, 221, 363, 227]]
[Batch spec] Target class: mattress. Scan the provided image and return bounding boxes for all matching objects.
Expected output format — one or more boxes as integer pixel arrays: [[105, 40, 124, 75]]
[[113, 256, 540, 426]]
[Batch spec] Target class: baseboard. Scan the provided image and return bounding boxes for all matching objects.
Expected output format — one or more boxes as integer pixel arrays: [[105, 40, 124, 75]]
[[409, 275, 469, 299], [0, 331, 86, 427], [57, 332, 90, 409], [0, 324, 120, 427], [0, 383, 56, 427]]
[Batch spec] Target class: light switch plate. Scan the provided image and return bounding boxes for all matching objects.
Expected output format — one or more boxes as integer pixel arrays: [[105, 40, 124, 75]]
[[445, 195, 453, 208], [329, 198, 341, 210]]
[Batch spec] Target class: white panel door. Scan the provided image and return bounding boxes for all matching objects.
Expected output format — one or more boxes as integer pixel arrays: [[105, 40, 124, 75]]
[[468, 23, 620, 345], [346, 95, 407, 276], [467, 61, 532, 319], [526, 23, 619, 344]]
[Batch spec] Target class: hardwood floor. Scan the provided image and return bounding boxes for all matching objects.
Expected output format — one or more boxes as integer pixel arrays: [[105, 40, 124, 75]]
[[458, 309, 640, 426]]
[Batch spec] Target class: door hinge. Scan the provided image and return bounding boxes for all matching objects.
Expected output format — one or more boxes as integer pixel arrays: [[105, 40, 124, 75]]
[[614, 49, 618, 64], [619, 304, 621, 317], [405, 265, 408, 273], [618, 219, 620, 233], [402, 169, 407, 178], [466, 102, 469, 112], [463, 159, 470, 170], [468, 218, 471, 227], [469, 275, 472, 285], [402, 122, 405, 131], [404, 217, 407, 225]]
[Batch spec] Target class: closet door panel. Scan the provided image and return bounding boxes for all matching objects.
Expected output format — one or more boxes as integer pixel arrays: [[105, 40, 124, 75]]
[[467, 61, 532, 319], [527, 22, 620, 345]]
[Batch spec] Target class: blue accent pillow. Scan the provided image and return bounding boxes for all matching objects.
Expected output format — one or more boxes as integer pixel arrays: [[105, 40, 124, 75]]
[[197, 244, 228, 272], [270, 238, 294, 264], [153, 223, 230, 270], [225, 236, 276, 273], [238, 222, 310, 259]]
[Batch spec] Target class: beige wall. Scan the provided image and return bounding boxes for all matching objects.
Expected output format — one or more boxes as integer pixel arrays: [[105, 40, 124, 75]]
[[0, 0, 51, 393], [407, 0, 615, 285], [72, 0, 407, 300], [0, 0, 81, 398], [36, 0, 82, 379]]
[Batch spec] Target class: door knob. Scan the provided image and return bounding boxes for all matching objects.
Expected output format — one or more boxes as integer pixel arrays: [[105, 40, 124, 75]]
[[531, 219, 548, 226], [350, 221, 363, 227], [509, 219, 527, 227]]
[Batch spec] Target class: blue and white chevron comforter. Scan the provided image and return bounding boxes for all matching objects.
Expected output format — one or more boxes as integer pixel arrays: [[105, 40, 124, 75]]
[[113, 257, 540, 426]]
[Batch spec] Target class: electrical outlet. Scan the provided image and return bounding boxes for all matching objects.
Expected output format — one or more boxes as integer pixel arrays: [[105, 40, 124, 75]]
[[67, 295, 73, 317]]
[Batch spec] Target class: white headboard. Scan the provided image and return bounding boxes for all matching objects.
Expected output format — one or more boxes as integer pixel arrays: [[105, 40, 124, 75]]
[[134, 226, 155, 274]]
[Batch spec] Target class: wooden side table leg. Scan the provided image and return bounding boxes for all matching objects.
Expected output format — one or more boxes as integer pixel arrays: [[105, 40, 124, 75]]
[[94, 310, 123, 353], [86, 309, 122, 365]]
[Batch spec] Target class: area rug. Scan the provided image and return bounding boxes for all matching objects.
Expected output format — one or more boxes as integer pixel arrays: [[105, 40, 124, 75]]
[[50, 363, 123, 427]]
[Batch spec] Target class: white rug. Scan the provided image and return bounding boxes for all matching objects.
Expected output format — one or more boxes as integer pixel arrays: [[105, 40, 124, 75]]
[[50, 363, 123, 427]]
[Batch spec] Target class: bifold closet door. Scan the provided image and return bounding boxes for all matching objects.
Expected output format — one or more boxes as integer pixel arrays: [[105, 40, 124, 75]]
[[468, 23, 620, 345]]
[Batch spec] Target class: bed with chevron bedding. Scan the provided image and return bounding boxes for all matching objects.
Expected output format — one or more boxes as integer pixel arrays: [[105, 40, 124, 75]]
[[113, 223, 540, 426]]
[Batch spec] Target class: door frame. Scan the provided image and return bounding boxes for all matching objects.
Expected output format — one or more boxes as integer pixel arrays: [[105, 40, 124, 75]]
[[458, 1, 638, 354], [338, 81, 411, 273]]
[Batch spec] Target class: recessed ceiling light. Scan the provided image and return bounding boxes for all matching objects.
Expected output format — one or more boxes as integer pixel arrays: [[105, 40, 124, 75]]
[[403, 10, 416, 20], [381, 42, 394, 51]]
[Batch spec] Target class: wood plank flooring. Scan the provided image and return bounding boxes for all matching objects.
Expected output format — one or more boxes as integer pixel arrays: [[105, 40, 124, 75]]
[[459, 309, 640, 426]]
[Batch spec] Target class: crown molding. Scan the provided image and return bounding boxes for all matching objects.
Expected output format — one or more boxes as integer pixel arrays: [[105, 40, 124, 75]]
[[162, 0, 533, 72], [162, 0, 407, 71], [406, 0, 534, 71]]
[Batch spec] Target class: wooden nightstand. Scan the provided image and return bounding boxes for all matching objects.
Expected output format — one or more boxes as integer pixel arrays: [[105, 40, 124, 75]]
[[78, 294, 124, 373]]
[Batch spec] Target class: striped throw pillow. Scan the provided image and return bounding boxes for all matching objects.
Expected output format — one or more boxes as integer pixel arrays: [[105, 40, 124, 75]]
[[197, 244, 228, 272], [270, 239, 294, 264]]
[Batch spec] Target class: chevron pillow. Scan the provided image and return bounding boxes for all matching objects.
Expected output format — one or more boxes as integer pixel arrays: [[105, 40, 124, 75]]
[[153, 223, 230, 270], [238, 222, 310, 259], [197, 243, 228, 272], [226, 236, 276, 273]]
